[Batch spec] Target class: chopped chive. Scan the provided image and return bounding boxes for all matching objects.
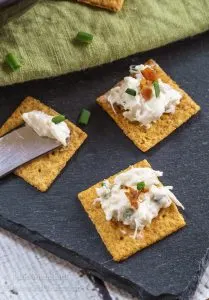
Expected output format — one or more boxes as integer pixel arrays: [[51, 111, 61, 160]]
[[52, 114, 66, 124], [78, 109, 91, 125], [125, 88, 136, 97], [101, 182, 106, 187], [75, 31, 93, 43], [5, 53, 21, 71], [153, 80, 160, 97], [137, 181, 145, 191]]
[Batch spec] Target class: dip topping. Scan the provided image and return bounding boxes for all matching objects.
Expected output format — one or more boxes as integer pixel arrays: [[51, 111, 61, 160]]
[[22, 110, 70, 146], [96, 167, 184, 238], [106, 64, 182, 128]]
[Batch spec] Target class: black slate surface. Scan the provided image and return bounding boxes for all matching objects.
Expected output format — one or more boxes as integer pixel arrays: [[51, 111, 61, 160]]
[[0, 31, 209, 300]]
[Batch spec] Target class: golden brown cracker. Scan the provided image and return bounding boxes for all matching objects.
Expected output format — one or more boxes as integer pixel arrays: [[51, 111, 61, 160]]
[[97, 59, 200, 152], [0, 97, 87, 192], [77, 0, 124, 12], [78, 159, 186, 261]]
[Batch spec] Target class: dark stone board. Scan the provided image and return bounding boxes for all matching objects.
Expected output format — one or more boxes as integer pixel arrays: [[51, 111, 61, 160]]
[[0, 31, 209, 300]]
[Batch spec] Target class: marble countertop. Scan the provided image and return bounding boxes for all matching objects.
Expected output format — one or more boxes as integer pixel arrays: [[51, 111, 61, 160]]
[[0, 228, 208, 300]]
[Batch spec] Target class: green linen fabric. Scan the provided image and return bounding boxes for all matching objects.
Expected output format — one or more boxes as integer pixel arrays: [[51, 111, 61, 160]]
[[0, 0, 209, 86]]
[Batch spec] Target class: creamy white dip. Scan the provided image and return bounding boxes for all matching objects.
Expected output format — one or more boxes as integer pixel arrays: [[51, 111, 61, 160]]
[[96, 167, 184, 238], [22, 111, 70, 146], [106, 64, 182, 128]]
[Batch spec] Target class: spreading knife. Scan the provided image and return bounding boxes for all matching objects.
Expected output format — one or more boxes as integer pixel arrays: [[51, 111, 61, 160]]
[[0, 126, 61, 178]]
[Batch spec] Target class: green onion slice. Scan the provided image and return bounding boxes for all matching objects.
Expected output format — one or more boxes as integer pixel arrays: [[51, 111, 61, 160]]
[[125, 88, 136, 97], [137, 181, 145, 191], [52, 114, 66, 124], [78, 109, 91, 125], [153, 80, 160, 97], [5, 53, 21, 71], [75, 31, 93, 43]]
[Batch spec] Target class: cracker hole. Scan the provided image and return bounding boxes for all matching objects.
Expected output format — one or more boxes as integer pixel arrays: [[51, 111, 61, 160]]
[[38, 169, 41, 173], [119, 236, 124, 241]]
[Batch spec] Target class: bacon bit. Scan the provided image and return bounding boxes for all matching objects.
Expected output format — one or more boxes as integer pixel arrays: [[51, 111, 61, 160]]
[[124, 186, 140, 209], [141, 67, 157, 81], [111, 219, 119, 228], [139, 78, 152, 101], [122, 185, 149, 209], [140, 79, 152, 89], [139, 77, 147, 90], [141, 86, 153, 101]]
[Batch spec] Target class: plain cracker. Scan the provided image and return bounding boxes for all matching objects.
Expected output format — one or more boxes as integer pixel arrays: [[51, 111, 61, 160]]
[[77, 0, 124, 12], [97, 59, 200, 152], [0, 97, 87, 192], [78, 159, 186, 261]]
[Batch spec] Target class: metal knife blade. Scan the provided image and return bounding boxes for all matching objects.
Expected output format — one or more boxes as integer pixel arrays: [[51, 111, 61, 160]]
[[0, 126, 61, 178]]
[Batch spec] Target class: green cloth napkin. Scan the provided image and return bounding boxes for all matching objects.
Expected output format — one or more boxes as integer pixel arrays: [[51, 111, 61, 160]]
[[0, 0, 209, 86]]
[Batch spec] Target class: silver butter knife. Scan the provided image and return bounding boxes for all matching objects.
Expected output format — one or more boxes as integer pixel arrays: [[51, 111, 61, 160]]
[[0, 126, 61, 178]]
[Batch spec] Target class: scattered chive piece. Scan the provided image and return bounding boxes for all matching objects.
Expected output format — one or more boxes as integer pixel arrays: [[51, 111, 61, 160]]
[[5, 53, 21, 71], [52, 114, 66, 124], [78, 109, 91, 125], [153, 80, 160, 97], [101, 182, 105, 187], [137, 181, 145, 191], [75, 31, 93, 43], [125, 88, 136, 96]]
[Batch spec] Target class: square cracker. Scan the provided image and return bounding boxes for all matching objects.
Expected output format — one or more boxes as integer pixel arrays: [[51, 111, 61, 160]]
[[97, 59, 200, 152], [0, 97, 87, 192], [77, 0, 124, 12], [78, 159, 186, 261]]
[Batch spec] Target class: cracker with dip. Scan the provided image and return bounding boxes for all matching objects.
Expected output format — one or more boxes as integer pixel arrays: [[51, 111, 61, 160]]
[[78, 159, 185, 261], [97, 59, 200, 152], [0, 97, 87, 192]]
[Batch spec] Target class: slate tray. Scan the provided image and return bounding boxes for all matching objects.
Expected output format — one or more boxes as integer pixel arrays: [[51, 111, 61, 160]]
[[0, 31, 209, 300]]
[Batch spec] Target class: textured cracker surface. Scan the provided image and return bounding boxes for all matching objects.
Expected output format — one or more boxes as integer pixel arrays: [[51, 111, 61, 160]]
[[77, 0, 124, 11], [97, 59, 200, 152], [0, 97, 87, 192], [78, 159, 186, 261]]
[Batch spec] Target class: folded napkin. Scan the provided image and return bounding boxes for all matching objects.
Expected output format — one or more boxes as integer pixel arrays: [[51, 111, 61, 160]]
[[0, 0, 209, 86]]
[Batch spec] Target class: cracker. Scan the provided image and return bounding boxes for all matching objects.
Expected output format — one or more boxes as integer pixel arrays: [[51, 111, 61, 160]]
[[78, 159, 186, 261], [77, 0, 124, 12], [97, 59, 200, 152], [0, 97, 87, 192]]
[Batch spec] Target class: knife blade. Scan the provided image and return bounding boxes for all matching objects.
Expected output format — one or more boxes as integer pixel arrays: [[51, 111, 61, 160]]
[[0, 126, 61, 178]]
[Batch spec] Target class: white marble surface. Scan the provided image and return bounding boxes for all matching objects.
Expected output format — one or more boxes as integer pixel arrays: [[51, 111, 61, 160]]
[[0, 228, 135, 300], [0, 228, 208, 300]]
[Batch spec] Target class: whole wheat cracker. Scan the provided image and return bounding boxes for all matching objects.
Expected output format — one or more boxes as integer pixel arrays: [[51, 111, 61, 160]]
[[97, 59, 200, 152], [78, 159, 186, 261], [77, 0, 124, 12], [0, 97, 87, 192]]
